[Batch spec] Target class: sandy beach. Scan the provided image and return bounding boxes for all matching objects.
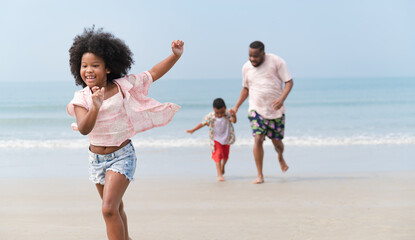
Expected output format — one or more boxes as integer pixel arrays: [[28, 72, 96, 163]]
[[2, 0, 415, 238], [1, 145, 414, 240]]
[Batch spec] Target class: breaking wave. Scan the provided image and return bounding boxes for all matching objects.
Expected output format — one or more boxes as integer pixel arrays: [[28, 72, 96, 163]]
[[1, 134, 414, 149]]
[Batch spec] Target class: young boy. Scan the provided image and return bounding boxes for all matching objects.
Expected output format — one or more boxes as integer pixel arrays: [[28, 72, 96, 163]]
[[186, 98, 237, 181]]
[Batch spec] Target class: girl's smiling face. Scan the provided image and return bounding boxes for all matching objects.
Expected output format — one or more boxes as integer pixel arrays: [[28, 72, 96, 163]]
[[80, 52, 111, 88]]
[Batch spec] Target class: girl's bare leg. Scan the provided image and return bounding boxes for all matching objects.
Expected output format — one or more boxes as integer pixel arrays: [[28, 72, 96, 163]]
[[118, 201, 131, 240], [96, 171, 131, 240]]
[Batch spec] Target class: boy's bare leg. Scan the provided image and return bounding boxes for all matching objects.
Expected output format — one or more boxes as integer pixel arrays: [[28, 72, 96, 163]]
[[215, 161, 225, 181], [96, 171, 131, 240], [271, 139, 289, 173], [221, 159, 228, 175], [253, 134, 265, 184]]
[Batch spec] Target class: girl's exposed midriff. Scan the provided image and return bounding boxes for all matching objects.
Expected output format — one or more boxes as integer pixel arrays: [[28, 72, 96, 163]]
[[89, 139, 131, 155]]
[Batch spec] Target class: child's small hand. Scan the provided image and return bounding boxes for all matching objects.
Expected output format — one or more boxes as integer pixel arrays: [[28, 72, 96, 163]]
[[185, 129, 193, 134], [171, 40, 184, 57], [91, 86, 105, 109]]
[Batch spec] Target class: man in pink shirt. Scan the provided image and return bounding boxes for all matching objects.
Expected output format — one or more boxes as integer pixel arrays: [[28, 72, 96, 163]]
[[232, 41, 294, 184]]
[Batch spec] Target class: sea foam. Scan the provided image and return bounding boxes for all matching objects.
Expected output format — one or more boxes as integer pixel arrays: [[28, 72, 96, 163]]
[[1, 135, 414, 149]]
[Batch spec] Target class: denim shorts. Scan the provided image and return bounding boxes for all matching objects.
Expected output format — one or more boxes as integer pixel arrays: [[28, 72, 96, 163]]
[[88, 142, 137, 185]]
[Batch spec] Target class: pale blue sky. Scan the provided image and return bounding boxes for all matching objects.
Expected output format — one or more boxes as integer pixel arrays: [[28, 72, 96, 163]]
[[0, 0, 414, 82]]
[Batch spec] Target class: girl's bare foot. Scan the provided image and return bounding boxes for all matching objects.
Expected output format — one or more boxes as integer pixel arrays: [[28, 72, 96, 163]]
[[217, 176, 226, 181], [253, 176, 264, 184]]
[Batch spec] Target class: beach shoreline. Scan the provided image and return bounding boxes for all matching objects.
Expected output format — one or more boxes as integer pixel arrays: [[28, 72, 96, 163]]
[[1, 144, 414, 179]]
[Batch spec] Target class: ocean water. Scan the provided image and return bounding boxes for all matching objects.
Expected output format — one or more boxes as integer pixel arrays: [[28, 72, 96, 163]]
[[0, 77, 414, 149]]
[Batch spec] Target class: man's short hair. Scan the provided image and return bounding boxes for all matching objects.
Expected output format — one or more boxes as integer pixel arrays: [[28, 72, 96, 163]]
[[249, 41, 265, 52], [213, 98, 226, 109]]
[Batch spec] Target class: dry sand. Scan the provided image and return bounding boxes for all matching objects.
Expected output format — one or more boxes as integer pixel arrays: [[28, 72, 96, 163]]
[[1, 171, 414, 240]]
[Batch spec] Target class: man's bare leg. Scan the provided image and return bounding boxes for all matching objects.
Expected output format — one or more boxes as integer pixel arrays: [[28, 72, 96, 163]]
[[253, 134, 265, 183], [271, 139, 289, 173]]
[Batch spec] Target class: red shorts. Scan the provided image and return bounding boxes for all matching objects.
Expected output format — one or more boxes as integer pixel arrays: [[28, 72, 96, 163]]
[[211, 141, 230, 162]]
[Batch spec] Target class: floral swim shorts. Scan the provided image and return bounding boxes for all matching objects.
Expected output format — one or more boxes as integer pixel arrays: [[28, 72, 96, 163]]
[[88, 142, 137, 185], [248, 110, 285, 140]]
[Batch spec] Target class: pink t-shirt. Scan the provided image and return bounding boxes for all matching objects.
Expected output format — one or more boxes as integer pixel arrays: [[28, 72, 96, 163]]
[[67, 71, 180, 147], [242, 53, 292, 119]]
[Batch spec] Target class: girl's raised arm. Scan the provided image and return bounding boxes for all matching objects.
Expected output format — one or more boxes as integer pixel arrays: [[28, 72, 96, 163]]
[[74, 87, 105, 135], [149, 40, 184, 82]]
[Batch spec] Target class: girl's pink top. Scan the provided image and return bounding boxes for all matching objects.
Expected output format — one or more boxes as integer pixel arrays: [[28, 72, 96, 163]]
[[67, 71, 180, 146]]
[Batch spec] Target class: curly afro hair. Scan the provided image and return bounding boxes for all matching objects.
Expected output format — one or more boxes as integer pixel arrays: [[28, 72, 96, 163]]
[[69, 26, 134, 87]]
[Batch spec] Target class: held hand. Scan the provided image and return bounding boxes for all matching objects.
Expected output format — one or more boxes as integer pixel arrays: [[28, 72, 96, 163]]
[[185, 129, 194, 134], [91, 86, 105, 109], [271, 98, 284, 110], [230, 107, 238, 115], [229, 108, 236, 117], [171, 40, 184, 57]]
